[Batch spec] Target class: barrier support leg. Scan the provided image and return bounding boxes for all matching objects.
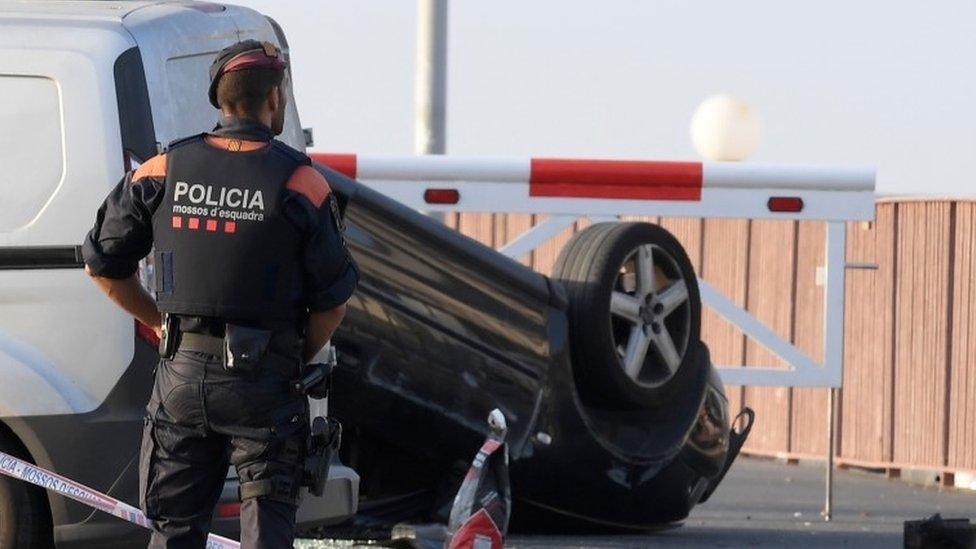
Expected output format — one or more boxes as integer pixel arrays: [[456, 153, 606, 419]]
[[822, 221, 846, 522], [825, 387, 834, 521]]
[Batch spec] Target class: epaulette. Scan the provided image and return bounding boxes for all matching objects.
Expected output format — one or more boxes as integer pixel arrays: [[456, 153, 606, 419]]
[[270, 139, 312, 165], [165, 133, 207, 152]]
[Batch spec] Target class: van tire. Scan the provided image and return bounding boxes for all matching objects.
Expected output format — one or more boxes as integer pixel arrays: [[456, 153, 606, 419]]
[[0, 433, 53, 548]]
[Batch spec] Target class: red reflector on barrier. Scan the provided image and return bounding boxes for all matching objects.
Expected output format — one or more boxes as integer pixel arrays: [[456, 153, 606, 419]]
[[136, 320, 160, 348], [424, 188, 460, 204], [216, 502, 241, 518], [767, 196, 804, 212]]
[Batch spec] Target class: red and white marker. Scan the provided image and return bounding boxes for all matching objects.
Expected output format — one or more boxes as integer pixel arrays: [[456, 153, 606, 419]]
[[0, 450, 240, 549]]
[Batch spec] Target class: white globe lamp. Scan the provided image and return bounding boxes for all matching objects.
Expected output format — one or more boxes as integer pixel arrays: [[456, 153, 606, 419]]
[[690, 94, 762, 161]]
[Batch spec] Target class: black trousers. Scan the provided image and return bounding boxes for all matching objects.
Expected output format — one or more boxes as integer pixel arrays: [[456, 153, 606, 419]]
[[139, 349, 309, 549]]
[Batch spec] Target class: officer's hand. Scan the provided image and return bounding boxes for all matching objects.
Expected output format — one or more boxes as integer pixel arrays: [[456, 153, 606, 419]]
[[136, 319, 162, 341]]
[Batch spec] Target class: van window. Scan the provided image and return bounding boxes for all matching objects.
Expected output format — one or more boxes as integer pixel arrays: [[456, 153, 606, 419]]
[[166, 53, 220, 139], [115, 47, 157, 162], [0, 75, 63, 232]]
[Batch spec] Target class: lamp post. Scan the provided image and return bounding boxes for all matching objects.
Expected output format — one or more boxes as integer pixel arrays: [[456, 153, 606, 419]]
[[414, 0, 448, 156], [414, 0, 448, 221]]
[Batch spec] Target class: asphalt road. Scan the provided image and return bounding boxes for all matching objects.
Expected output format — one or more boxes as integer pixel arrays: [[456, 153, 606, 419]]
[[298, 457, 976, 548], [509, 457, 976, 548]]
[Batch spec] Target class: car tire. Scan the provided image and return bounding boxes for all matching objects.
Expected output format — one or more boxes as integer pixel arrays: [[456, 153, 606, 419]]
[[0, 433, 53, 548], [553, 222, 702, 409]]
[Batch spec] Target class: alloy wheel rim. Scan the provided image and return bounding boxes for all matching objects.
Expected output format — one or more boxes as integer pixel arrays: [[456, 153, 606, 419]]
[[609, 244, 692, 388]]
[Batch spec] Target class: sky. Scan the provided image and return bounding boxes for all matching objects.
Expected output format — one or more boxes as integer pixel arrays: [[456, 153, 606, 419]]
[[234, 0, 976, 196]]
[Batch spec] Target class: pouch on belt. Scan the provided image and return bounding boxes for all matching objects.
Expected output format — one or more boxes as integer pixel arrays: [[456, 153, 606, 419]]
[[223, 323, 272, 375]]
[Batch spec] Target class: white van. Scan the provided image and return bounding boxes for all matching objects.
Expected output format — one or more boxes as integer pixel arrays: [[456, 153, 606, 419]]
[[0, 2, 357, 546]]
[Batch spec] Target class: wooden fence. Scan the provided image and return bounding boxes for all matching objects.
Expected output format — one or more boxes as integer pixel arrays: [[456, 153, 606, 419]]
[[448, 198, 976, 477]]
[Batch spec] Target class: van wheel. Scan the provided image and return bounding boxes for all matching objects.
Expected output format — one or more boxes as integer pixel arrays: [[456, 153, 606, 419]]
[[553, 222, 702, 409], [0, 433, 53, 548]]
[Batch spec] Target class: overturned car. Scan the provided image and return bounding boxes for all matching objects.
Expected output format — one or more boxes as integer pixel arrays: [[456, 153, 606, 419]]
[[310, 155, 752, 531]]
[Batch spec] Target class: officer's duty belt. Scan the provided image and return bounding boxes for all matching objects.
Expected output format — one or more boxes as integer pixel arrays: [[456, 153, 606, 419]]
[[176, 331, 302, 361], [177, 332, 224, 356]]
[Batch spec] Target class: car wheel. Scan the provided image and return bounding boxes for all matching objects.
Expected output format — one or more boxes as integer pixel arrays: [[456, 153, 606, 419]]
[[553, 222, 702, 409], [0, 433, 53, 548]]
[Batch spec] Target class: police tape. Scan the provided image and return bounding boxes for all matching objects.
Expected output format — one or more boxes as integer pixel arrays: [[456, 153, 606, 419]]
[[0, 450, 240, 549]]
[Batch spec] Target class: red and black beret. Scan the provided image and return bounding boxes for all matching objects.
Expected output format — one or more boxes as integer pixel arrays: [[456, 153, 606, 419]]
[[208, 39, 287, 108]]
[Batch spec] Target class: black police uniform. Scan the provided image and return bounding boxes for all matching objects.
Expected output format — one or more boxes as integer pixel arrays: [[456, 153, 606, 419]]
[[82, 114, 358, 548]]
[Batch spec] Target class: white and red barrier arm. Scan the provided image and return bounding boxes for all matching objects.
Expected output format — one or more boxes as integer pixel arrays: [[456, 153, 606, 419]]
[[310, 153, 875, 222]]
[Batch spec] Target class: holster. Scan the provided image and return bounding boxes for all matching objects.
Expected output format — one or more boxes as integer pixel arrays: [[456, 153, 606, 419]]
[[158, 314, 180, 360], [304, 416, 341, 497]]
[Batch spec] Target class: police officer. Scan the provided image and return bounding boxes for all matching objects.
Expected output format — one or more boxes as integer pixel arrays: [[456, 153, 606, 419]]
[[82, 40, 358, 548]]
